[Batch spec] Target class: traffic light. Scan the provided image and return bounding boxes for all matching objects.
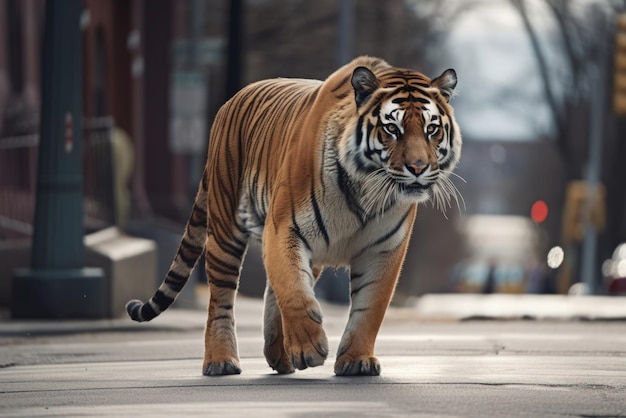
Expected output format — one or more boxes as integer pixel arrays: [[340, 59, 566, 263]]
[[614, 13, 626, 116], [530, 200, 549, 223]]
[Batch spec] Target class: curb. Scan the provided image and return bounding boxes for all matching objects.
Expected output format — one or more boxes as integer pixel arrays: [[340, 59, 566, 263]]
[[413, 294, 626, 321]]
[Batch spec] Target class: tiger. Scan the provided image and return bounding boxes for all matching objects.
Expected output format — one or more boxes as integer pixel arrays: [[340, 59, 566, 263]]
[[126, 56, 462, 376]]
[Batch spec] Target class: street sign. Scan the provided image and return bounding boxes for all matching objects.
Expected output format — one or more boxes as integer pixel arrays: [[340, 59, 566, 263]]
[[562, 180, 606, 243]]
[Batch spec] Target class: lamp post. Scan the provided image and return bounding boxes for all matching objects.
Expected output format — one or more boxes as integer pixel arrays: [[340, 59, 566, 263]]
[[11, 0, 106, 318]]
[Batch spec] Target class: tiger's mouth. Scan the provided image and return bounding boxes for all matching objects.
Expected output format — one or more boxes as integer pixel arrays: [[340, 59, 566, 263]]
[[399, 181, 432, 195]]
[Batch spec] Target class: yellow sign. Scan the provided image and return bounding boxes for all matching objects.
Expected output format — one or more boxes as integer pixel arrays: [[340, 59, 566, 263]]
[[561, 180, 606, 243], [614, 14, 626, 115]]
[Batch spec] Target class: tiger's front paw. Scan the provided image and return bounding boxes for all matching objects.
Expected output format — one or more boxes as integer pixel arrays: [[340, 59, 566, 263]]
[[334, 355, 381, 376], [264, 338, 295, 374], [282, 308, 329, 370]]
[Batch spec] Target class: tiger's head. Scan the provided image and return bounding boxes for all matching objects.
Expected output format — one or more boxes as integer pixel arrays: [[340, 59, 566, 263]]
[[346, 64, 462, 214]]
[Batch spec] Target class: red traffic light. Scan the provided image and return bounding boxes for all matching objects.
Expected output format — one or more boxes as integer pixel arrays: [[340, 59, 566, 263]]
[[531, 200, 549, 223]]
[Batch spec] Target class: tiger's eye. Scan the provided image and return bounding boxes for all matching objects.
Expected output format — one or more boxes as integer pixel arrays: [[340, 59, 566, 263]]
[[384, 124, 399, 136], [426, 124, 439, 136]]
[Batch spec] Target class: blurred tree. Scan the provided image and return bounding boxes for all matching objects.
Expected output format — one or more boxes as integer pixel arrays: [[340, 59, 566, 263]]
[[509, 0, 617, 177], [509, 0, 626, 287], [244, 0, 478, 82]]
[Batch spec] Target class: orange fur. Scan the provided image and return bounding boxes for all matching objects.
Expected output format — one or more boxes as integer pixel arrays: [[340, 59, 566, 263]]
[[126, 56, 462, 376]]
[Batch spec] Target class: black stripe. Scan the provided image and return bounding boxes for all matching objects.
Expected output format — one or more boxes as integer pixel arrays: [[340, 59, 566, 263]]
[[355, 116, 364, 147], [188, 217, 205, 228], [349, 307, 369, 317], [178, 253, 196, 269], [392, 95, 430, 105], [207, 262, 240, 278], [291, 224, 311, 252], [354, 207, 411, 258], [231, 233, 248, 250], [165, 275, 186, 292], [206, 251, 240, 276], [304, 87, 319, 107], [140, 303, 158, 321], [310, 184, 329, 246], [300, 268, 315, 282], [369, 208, 411, 248], [448, 121, 455, 150], [370, 58, 383, 68], [188, 206, 206, 227], [392, 97, 409, 104], [180, 237, 204, 254], [290, 195, 311, 251], [178, 238, 204, 267], [363, 134, 384, 167], [234, 220, 248, 235], [212, 234, 246, 260], [152, 289, 174, 308], [412, 96, 430, 104], [351, 280, 375, 297], [210, 278, 238, 290], [335, 159, 366, 225], [167, 270, 188, 285], [195, 204, 207, 216]]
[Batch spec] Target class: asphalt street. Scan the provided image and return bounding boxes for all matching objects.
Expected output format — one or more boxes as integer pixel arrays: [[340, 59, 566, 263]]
[[1, 295, 626, 418]]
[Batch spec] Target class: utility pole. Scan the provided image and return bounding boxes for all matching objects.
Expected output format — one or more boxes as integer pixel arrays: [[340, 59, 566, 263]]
[[12, 0, 106, 318], [226, 0, 243, 99], [581, 6, 609, 294], [580, 6, 610, 294], [337, 0, 353, 66]]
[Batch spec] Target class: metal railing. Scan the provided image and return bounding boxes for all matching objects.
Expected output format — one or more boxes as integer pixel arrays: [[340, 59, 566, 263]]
[[0, 117, 117, 239]]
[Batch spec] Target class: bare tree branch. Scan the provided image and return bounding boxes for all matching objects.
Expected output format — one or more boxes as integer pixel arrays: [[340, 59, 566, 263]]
[[509, 0, 567, 155]]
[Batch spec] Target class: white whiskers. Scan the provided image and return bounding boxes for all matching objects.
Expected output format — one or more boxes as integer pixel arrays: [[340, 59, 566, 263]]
[[431, 171, 465, 218], [357, 166, 465, 221], [359, 168, 398, 219]]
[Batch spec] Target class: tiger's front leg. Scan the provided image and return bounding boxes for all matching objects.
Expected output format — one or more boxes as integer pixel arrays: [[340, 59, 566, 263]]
[[263, 267, 323, 374], [335, 208, 415, 376], [262, 284, 294, 374], [262, 227, 329, 371]]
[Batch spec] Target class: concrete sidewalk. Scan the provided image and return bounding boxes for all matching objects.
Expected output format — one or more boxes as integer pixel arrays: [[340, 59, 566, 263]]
[[410, 294, 626, 321], [2, 293, 626, 418], [1, 294, 625, 339]]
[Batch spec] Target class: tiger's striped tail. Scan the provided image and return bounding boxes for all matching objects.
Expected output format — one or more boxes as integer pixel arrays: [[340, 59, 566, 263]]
[[126, 173, 208, 322]]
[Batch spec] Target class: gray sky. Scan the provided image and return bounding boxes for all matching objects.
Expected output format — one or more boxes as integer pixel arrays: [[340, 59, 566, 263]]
[[442, 0, 560, 141]]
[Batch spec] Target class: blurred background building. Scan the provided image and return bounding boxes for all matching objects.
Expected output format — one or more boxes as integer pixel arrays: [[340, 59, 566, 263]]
[[1, 0, 625, 313]]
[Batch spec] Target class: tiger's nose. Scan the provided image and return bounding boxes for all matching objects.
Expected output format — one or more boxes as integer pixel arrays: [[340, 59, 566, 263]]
[[406, 160, 428, 176]]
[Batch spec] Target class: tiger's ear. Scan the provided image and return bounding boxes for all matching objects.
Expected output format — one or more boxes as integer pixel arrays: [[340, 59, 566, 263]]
[[431, 69, 457, 102], [351, 66, 379, 108]]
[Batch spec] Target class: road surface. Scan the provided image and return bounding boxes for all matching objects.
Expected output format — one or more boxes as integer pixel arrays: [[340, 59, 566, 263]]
[[1, 296, 625, 417]]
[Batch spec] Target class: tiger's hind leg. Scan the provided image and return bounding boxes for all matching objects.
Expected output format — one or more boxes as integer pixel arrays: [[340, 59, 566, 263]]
[[202, 224, 249, 376]]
